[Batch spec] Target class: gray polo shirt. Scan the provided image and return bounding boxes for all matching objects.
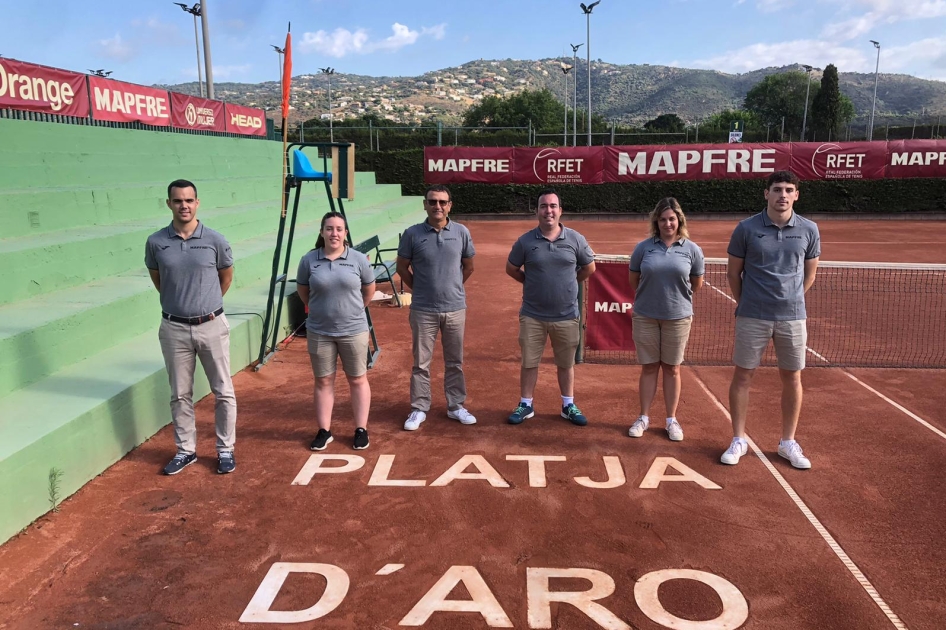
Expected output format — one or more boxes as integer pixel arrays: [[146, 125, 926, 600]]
[[145, 222, 233, 318], [728, 210, 821, 321], [508, 225, 595, 322], [630, 237, 705, 320], [397, 219, 475, 313], [296, 247, 374, 336]]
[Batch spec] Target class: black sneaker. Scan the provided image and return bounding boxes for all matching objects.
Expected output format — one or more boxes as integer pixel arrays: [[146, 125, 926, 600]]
[[561, 403, 588, 426], [217, 451, 236, 474], [508, 403, 534, 424], [353, 428, 370, 450], [310, 429, 333, 451], [163, 452, 196, 475]]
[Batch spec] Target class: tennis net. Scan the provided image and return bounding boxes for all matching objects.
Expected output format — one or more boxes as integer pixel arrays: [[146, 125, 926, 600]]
[[581, 256, 946, 369]]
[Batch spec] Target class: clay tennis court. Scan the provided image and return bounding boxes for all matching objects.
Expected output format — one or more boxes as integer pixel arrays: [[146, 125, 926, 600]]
[[1, 218, 945, 629]]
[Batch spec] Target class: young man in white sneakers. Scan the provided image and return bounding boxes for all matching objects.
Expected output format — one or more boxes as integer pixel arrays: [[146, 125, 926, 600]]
[[396, 185, 477, 431], [721, 171, 820, 469]]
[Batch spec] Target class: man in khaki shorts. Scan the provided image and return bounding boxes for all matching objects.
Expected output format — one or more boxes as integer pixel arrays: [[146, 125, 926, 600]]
[[146, 179, 237, 475], [505, 190, 596, 426], [720, 171, 821, 469]]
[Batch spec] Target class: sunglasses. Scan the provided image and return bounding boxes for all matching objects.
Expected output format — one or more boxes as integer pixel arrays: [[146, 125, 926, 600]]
[[425, 199, 450, 206]]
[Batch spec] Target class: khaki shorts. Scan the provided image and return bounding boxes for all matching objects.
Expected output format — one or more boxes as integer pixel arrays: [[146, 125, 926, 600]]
[[307, 331, 370, 378], [632, 315, 693, 366], [519, 316, 580, 369], [733, 317, 807, 371]]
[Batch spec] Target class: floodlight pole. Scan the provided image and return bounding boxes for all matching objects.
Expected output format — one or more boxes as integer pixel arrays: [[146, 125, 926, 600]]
[[868, 40, 881, 141], [581, 3, 598, 146], [561, 64, 571, 145], [801, 64, 813, 141], [199, 0, 214, 98], [174, 3, 204, 97], [571, 42, 582, 146], [321, 67, 336, 142], [271, 45, 285, 95]]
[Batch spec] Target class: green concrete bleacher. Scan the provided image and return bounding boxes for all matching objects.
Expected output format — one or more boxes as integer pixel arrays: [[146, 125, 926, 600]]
[[0, 118, 421, 544]]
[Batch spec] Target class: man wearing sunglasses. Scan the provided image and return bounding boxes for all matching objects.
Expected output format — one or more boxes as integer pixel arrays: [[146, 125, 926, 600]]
[[396, 185, 477, 431]]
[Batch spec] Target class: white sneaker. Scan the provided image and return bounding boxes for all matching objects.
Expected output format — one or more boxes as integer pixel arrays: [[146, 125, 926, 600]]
[[628, 416, 649, 438], [666, 420, 684, 442], [447, 406, 477, 425], [720, 438, 748, 465], [403, 410, 426, 431], [778, 441, 812, 469]]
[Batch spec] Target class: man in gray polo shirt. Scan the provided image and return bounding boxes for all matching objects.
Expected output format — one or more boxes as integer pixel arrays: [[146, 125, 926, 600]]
[[721, 170, 820, 470], [396, 184, 476, 431], [145, 179, 237, 475], [506, 189, 596, 426]]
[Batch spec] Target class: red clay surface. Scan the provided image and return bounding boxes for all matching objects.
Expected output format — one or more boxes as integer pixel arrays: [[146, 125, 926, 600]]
[[1, 218, 945, 630]]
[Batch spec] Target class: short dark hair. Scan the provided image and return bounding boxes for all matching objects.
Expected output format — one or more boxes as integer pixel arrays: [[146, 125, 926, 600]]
[[167, 179, 198, 199], [536, 188, 560, 208], [766, 171, 799, 189], [424, 184, 452, 201]]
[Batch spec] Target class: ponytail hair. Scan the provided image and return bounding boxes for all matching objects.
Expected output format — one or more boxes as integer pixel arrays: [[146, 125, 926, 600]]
[[315, 211, 348, 249]]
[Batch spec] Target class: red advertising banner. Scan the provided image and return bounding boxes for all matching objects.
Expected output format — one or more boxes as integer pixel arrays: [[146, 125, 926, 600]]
[[513, 147, 605, 184], [89, 76, 170, 125], [790, 141, 887, 180], [170, 92, 225, 132], [224, 103, 266, 136], [0, 58, 89, 116], [886, 139, 946, 179], [604, 143, 792, 182], [584, 259, 636, 352], [424, 147, 514, 184]]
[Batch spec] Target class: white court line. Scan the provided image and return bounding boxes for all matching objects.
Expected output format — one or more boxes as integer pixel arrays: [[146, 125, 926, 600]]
[[691, 373, 908, 630], [704, 280, 943, 442]]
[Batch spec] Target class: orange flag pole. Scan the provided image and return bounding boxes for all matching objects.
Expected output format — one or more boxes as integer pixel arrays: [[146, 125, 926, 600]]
[[280, 23, 292, 218]]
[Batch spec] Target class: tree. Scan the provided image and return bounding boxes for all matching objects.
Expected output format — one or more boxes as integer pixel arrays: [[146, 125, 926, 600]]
[[811, 64, 855, 141], [462, 88, 564, 131], [744, 71, 814, 140], [703, 109, 761, 131], [644, 113, 685, 133]]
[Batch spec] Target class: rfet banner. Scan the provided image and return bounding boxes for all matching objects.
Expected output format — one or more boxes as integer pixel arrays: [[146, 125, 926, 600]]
[[584, 258, 635, 352], [0, 58, 89, 116], [170, 92, 225, 132], [89, 76, 170, 125], [225, 103, 266, 136], [790, 142, 886, 180], [425, 141, 946, 183]]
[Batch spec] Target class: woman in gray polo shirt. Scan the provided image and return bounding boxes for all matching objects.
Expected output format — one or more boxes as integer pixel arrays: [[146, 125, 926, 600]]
[[627, 198, 705, 442], [297, 212, 376, 451]]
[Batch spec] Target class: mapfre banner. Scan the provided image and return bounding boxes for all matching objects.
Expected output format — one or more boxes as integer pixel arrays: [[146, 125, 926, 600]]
[[170, 92, 225, 132], [426, 141, 946, 183], [224, 103, 266, 136], [89, 76, 170, 125], [0, 58, 89, 116], [584, 259, 636, 352]]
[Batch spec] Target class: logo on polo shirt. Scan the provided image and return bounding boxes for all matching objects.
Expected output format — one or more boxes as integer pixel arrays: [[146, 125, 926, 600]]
[[190, 245, 214, 250], [756, 234, 765, 238], [313, 264, 322, 269], [786, 235, 802, 239], [444, 237, 457, 241], [340, 263, 354, 268]]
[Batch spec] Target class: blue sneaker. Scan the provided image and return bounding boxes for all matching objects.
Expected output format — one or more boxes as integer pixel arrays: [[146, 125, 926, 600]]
[[163, 452, 196, 475], [561, 403, 587, 426], [217, 451, 236, 474], [508, 403, 534, 424]]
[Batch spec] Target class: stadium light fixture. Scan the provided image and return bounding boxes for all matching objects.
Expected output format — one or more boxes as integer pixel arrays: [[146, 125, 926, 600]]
[[561, 63, 573, 145], [271, 45, 285, 97], [88, 69, 113, 77], [320, 67, 336, 142], [580, 1, 600, 146], [570, 43, 583, 146], [801, 64, 813, 141], [868, 40, 881, 141], [174, 3, 204, 97]]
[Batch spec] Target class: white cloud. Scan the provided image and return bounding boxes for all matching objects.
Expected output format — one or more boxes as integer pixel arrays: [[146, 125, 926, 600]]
[[693, 39, 868, 73], [882, 36, 946, 78], [97, 33, 136, 62], [299, 22, 445, 57], [821, 0, 946, 40], [211, 64, 253, 79], [734, 0, 793, 10]]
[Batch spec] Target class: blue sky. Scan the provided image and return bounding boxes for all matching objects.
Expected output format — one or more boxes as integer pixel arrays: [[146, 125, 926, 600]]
[[4, 0, 946, 85]]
